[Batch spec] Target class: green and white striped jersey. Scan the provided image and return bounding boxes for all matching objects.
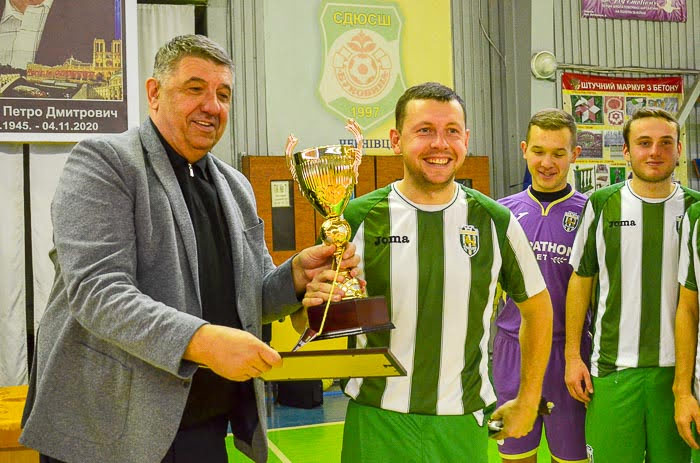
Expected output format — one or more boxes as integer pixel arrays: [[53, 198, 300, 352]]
[[677, 202, 700, 402], [570, 180, 700, 377], [342, 183, 545, 420]]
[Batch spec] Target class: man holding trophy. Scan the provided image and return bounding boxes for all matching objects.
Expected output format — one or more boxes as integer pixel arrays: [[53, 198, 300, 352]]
[[20, 35, 360, 463], [306, 82, 554, 462]]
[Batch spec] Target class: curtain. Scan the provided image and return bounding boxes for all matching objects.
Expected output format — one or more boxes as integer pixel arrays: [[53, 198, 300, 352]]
[[137, 4, 195, 121], [0, 146, 26, 386]]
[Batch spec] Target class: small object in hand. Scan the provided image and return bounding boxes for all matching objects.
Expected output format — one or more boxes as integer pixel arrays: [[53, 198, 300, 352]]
[[539, 398, 555, 416], [487, 397, 554, 437], [487, 419, 503, 435], [487, 419, 505, 446]]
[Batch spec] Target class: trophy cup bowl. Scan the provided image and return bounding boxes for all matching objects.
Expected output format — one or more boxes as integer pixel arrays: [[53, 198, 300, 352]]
[[286, 119, 391, 351]]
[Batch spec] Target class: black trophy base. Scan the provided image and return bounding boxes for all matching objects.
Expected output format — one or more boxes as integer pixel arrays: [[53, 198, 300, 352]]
[[291, 296, 391, 351], [307, 295, 392, 340]]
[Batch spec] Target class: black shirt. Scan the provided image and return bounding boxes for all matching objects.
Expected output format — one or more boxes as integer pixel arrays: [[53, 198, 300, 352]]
[[152, 120, 252, 430], [528, 184, 572, 203]]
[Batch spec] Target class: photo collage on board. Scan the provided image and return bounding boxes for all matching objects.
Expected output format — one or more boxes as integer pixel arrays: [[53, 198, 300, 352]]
[[562, 73, 684, 196]]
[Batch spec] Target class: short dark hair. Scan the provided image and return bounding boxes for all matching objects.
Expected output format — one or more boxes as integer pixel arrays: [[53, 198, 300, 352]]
[[623, 107, 680, 146], [152, 34, 234, 81], [394, 82, 466, 132], [525, 108, 578, 149]]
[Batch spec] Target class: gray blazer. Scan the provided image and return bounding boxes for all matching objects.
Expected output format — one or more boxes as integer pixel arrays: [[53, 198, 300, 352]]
[[20, 120, 300, 463]]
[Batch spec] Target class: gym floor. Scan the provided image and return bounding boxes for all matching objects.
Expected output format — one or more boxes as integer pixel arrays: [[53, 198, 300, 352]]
[[225, 384, 553, 462]]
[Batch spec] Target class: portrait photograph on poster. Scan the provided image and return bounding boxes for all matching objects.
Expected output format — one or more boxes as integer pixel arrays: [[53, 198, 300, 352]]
[[0, 0, 138, 142]]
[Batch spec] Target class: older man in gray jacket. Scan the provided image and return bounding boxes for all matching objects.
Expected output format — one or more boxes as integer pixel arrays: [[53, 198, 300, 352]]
[[20, 34, 355, 463]]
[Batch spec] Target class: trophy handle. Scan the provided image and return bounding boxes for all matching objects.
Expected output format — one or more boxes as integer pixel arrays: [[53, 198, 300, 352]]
[[345, 119, 363, 182], [345, 118, 363, 150], [285, 134, 299, 184]]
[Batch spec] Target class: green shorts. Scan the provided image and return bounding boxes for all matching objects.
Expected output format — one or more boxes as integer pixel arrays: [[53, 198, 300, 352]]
[[585, 367, 688, 463], [341, 400, 488, 462]]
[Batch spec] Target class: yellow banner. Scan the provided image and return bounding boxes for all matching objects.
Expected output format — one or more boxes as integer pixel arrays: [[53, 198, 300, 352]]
[[318, 0, 453, 155]]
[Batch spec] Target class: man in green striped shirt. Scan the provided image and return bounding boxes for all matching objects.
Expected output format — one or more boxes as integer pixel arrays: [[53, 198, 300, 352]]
[[566, 108, 698, 462], [309, 82, 553, 462], [674, 200, 700, 462]]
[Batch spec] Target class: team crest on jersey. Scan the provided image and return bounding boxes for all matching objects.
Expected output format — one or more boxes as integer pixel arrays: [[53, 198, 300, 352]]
[[562, 211, 580, 232], [676, 214, 684, 232], [459, 225, 480, 256]]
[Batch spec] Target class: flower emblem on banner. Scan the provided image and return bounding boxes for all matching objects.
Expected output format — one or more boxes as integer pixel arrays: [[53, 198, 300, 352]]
[[319, 3, 406, 131], [333, 31, 391, 99]]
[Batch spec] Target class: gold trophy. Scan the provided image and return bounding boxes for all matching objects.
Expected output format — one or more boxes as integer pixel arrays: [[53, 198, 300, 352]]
[[285, 119, 391, 351]]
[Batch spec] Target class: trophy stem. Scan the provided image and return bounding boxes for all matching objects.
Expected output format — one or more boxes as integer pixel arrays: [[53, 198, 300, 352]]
[[332, 246, 344, 270], [290, 262, 342, 352], [317, 262, 342, 336]]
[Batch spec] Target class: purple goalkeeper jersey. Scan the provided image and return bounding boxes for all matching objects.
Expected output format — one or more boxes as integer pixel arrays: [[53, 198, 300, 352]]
[[497, 188, 588, 341]]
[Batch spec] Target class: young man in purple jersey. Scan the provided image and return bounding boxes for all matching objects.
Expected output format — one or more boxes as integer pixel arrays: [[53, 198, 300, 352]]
[[493, 109, 589, 463]]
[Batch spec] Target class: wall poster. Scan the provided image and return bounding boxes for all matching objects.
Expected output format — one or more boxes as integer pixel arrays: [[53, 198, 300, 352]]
[[562, 72, 685, 195], [0, 0, 139, 142], [581, 0, 687, 22]]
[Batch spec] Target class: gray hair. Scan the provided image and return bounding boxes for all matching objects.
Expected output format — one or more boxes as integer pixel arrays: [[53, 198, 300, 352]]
[[152, 34, 234, 81]]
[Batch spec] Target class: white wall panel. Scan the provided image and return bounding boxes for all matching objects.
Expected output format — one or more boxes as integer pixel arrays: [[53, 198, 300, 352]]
[[137, 4, 195, 123], [452, 0, 532, 198], [0, 146, 26, 386]]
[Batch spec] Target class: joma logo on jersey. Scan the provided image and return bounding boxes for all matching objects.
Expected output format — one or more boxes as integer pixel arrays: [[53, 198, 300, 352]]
[[608, 220, 637, 227], [373, 235, 409, 245], [459, 225, 479, 256], [562, 211, 580, 232]]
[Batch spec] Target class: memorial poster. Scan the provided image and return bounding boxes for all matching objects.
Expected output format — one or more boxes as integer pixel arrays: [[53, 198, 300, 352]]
[[0, 0, 138, 142]]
